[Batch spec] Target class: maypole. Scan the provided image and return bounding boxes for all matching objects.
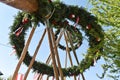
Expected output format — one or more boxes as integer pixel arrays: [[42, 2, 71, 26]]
[[0, 0, 104, 80]]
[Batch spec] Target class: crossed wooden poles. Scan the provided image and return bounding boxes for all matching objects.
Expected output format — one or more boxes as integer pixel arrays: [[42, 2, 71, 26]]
[[12, 21, 85, 80]]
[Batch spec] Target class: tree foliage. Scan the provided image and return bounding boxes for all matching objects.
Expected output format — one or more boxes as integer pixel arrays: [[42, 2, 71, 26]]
[[89, 0, 120, 80], [101, 28, 120, 80], [90, 0, 120, 27]]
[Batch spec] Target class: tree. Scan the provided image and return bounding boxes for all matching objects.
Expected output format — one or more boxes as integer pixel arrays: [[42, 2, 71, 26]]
[[97, 28, 120, 80], [89, 0, 120, 79], [90, 0, 120, 27]]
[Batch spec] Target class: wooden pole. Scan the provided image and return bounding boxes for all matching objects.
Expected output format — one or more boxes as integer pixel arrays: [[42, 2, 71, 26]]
[[38, 74, 43, 80], [66, 31, 86, 80], [51, 29, 64, 80], [45, 19, 59, 80], [81, 73, 85, 80], [66, 31, 79, 64], [64, 33, 73, 66], [64, 33, 77, 80], [0, 0, 38, 12], [24, 29, 46, 80], [46, 29, 64, 65], [39, 29, 64, 80], [47, 27, 59, 80], [46, 76, 50, 80], [12, 27, 36, 80]]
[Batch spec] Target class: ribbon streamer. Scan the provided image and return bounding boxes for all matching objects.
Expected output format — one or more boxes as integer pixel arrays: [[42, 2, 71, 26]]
[[16, 73, 24, 80], [14, 27, 24, 37], [74, 16, 80, 28], [33, 72, 40, 80]]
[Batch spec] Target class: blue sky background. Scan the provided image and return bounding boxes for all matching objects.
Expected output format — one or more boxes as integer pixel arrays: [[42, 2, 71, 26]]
[[0, 0, 114, 80]]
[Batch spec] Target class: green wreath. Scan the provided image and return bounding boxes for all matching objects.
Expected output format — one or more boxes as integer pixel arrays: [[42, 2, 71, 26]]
[[9, 0, 104, 77]]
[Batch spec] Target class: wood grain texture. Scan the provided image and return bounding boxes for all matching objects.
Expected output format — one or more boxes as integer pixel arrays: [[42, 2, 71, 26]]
[[0, 0, 38, 12]]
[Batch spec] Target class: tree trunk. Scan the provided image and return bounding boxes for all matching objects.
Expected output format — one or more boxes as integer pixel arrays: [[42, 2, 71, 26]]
[[0, 0, 38, 12]]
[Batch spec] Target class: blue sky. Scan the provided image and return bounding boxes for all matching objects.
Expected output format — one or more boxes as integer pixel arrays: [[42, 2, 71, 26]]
[[0, 0, 114, 80]]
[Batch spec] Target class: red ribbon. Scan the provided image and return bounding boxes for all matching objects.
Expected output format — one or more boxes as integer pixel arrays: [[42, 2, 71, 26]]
[[14, 27, 24, 37], [74, 16, 80, 28], [16, 73, 24, 80], [10, 49, 16, 56]]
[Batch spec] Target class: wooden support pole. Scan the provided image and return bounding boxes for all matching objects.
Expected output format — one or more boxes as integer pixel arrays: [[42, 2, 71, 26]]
[[46, 29, 64, 65], [64, 33, 77, 80], [64, 33, 73, 66], [24, 29, 46, 80], [45, 19, 59, 80], [46, 76, 50, 80], [39, 29, 64, 80], [46, 54, 52, 64], [51, 29, 64, 80], [66, 31, 86, 80], [55, 29, 65, 46], [12, 27, 36, 80], [66, 31, 79, 64], [38, 74, 43, 80], [81, 73, 85, 80], [0, 0, 38, 12], [47, 27, 59, 80]]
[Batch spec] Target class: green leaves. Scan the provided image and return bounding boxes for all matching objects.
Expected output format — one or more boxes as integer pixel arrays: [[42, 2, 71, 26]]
[[89, 0, 120, 79], [90, 0, 120, 27]]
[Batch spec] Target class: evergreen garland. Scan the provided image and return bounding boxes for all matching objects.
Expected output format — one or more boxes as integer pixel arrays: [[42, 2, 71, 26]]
[[9, 0, 104, 77]]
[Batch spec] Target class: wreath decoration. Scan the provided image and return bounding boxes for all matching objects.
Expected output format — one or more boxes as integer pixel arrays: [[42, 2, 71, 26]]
[[9, 0, 104, 77]]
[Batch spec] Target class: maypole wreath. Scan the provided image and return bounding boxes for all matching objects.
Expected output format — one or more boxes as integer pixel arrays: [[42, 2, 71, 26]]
[[9, 0, 104, 77]]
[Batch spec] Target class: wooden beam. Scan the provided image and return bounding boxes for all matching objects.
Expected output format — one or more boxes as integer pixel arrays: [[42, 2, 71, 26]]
[[51, 29, 64, 80], [0, 0, 38, 12], [47, 28, 59, 80]]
